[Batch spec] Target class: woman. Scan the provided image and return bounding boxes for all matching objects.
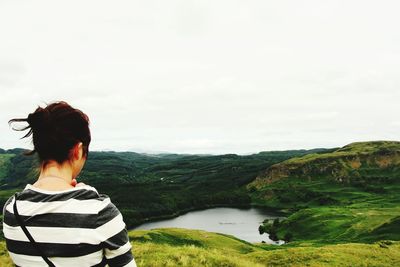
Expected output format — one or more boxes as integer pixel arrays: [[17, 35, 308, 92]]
[[2, 101, 137, 267]]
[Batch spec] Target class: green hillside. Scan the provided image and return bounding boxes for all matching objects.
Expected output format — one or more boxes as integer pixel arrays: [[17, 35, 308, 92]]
[[1, 228, 399, 266], [248, 141, 400, 243], [1, 141, 400, 265], [0, 147, 328, 228], [0, 154, 14, 182]]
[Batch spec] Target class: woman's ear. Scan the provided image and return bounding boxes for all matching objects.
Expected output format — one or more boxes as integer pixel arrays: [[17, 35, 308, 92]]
[[73, 142, 84, 160]]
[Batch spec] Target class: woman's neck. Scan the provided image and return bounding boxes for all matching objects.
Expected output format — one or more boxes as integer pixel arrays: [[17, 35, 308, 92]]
[[34, 162, 75, 190]]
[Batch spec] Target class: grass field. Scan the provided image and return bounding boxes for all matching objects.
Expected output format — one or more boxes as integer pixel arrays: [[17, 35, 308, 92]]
[[1, 228, 399, 266]]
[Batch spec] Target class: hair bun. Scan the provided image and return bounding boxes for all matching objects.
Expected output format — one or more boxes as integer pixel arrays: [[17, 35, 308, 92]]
[[27, 108, 51, 129]]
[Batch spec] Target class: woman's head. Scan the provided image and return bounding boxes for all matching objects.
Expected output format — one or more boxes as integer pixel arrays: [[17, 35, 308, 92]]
[[8, 101, 91, 170]]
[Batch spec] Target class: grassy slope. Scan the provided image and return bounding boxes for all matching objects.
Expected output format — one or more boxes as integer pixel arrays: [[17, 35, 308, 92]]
[[1, 228, 399, 266], [247, 141, 400, 243]]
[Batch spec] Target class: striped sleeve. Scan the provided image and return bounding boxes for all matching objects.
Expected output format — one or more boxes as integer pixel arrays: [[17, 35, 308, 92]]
[[96, 195, 136, 267]]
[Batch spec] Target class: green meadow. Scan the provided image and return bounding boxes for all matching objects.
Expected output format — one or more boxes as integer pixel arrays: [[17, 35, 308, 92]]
[[1, 228, 399, 266]]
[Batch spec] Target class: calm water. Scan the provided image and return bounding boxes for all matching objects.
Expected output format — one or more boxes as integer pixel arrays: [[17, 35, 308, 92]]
[[132, 207, 284, 244]]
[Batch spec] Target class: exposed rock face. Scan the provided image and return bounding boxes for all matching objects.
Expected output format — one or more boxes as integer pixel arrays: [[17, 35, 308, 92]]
[[248, 141, 400, 190]]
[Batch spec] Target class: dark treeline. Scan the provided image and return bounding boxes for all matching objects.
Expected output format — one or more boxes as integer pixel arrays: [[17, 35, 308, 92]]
[[0, 147, 334, 228]]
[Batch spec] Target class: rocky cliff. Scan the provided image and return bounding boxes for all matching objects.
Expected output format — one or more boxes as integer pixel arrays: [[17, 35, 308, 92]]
[[248, 141, 400, 190]]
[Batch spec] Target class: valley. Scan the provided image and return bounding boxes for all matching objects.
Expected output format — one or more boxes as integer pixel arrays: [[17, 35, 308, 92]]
[[1, 141, 399, 266]]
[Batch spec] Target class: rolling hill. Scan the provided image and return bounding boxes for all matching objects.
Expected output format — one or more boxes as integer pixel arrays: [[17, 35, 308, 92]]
[[247, 141, 400, 243]]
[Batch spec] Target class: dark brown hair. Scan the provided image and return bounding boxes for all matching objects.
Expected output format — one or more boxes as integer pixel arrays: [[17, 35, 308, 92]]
[[8, 101, 91, 168]]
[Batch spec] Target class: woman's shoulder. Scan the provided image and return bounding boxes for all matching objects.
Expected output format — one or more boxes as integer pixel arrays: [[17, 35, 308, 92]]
[[17, 184, 101, 201], [3, 185, 122, 223], [2, 184, 114, 217]]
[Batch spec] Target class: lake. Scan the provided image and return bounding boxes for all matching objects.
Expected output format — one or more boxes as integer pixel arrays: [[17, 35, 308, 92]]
[[132, 207, 285, 244]]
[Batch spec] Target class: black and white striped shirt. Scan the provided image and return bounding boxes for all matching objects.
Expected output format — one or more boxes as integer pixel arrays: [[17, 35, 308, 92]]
[[2, 184, 137, 267]]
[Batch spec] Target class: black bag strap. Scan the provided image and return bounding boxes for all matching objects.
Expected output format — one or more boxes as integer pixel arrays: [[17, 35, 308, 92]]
[[13, 192, 56, 267]]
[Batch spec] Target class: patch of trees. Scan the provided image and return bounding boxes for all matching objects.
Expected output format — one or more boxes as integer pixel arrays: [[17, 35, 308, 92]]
[[258, 218, 293, 243]]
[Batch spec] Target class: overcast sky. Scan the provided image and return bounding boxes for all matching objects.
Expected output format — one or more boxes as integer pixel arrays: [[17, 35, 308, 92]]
[[0, 1, 399, 155]]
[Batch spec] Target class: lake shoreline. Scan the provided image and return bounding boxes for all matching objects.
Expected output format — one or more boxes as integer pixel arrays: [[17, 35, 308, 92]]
[[129, 204, 287, 243], [128, 203, 288, 231]]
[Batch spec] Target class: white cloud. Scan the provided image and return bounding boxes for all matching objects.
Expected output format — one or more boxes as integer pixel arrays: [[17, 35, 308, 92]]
[[1, 0, 399, 154]]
